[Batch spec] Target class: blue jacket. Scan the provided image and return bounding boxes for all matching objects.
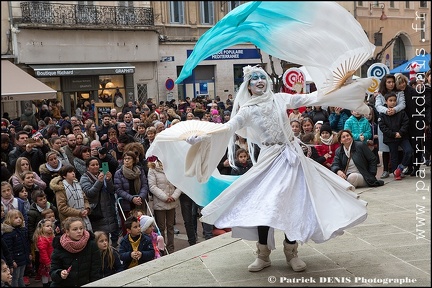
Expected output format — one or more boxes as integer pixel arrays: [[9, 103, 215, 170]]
[[1, 223, 30, 267], [118, 232, 155, 270], [344, 115, 372, 144], [329, 109, 350, 132]]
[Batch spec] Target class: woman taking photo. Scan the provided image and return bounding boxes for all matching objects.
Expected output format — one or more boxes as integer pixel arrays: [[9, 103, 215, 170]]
[[331, 129, 384, 188], [114, 151, 149, 236], [80, 157, 120, 248]]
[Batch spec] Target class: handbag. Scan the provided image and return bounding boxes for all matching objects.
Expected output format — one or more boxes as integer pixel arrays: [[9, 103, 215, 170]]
[[88, 185, 104, 221]]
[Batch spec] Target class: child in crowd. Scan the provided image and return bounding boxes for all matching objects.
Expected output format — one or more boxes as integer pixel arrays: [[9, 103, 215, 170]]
[[211, 109, 222, 123], [28, 190, 60, 243], [50, 217, 101, 287], [1, 181, 28, 225], [129, 208, 145, 220], [314, 120, 324, 136], [33, 219, 54, 287], [300, 117, 314, 135], [2, 210, 30, 287], [118, 216, 155, 270], [1, 259, 12, 287], [231, 148, 253, 175], [140, 215, 165, 259], [314, 123, 339, 169], [41, 209, 62, 236], [300, 133, 325, 164], [290, 120, 302, 138], [344, 110, 372, 145], [22, 170, 42, 202], [13, 184, 30, 213], [94, 231, 123, 278], [378, 92, 412, 180]]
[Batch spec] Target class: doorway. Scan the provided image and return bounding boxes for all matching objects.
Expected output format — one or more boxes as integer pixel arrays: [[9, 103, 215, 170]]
[[70, 91, 92, 117]]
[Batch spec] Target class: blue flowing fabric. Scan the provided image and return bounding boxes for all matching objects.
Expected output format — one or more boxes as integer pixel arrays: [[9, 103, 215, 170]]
[[176, 1, 375, 94]]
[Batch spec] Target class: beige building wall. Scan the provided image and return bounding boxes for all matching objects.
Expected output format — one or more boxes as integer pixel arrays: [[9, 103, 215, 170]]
[[2, 1, 431, 115], [16, 29, 159, 64], [153, 1, 430, 102], [355, 1, 431, 68], [2, 1, 159, 118]]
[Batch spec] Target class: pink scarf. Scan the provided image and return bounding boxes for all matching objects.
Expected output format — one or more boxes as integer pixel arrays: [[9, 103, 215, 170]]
[[1, 197, 14, 212], [60, 230, 90, 253]]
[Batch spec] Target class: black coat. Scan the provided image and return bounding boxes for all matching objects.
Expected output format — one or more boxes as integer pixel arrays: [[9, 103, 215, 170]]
[[231, 160, 253, 175], [8, 146, 45, 175], [27, 202, 59, 243], [331, 141, 383, 187], [378, 110, 410, 143], [50, 232, 101, 287]]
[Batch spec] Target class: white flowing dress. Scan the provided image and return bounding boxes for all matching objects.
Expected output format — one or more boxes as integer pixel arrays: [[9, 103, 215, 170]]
[[147, 79, 371, 249]]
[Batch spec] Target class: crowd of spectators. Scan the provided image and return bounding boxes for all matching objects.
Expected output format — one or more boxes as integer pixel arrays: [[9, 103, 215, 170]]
[[1, 70, 430, 286]]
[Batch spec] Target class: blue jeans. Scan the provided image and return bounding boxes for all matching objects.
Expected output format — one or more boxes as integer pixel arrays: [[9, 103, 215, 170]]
[[386, 139, 413, 173], [12, 265, 26, 287]]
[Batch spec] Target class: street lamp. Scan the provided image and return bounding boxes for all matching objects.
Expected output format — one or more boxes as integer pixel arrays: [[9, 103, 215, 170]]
[[370, 2, 388, 21]]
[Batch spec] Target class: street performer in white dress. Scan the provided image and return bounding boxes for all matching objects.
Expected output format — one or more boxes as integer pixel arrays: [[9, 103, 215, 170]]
[[147, 65, 372, 272], [146, 1, 375, 273]]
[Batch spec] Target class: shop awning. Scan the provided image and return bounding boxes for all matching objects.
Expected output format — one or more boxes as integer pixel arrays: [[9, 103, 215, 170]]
[[29, 62, 135, 76], [1, 60, 57, 102]]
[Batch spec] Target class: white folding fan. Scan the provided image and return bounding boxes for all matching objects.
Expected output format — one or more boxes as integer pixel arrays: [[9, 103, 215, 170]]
[[154, 120, 228, 142]]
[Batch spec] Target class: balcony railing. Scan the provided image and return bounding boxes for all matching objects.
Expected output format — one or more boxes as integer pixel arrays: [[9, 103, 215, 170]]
[[20, 2, 154, 27]]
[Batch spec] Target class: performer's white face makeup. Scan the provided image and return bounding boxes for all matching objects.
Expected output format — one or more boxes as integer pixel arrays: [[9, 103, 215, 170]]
[[249, 72, 267, 95]]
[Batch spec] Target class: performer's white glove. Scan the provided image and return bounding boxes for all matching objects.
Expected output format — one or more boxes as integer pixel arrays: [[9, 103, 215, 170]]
[[186, 135, 203, 145]]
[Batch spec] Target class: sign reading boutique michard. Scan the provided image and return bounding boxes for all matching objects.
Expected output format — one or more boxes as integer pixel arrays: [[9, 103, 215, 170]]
[[31, 63, 135, 77]]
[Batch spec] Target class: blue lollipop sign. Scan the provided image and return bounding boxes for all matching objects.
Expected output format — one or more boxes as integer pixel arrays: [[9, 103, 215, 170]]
[[367, 63, 389, 80]]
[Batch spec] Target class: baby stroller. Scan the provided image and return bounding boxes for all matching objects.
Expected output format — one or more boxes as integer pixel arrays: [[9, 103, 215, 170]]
[[116, 195, 169, 255]]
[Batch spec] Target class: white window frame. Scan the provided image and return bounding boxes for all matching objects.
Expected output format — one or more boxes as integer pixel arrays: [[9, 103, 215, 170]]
[[200, 1, 214, 25], [169, 1, 184, 24]]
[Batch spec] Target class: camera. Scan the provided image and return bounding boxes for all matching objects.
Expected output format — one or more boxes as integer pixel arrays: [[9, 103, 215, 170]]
[[97, 147, 107, 154]]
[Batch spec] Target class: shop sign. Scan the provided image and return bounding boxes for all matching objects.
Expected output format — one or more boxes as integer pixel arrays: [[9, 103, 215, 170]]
[[187, 49, 261, 60]]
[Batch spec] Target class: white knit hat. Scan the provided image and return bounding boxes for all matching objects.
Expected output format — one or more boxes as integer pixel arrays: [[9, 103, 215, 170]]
[[140, 215, 155, 232]]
